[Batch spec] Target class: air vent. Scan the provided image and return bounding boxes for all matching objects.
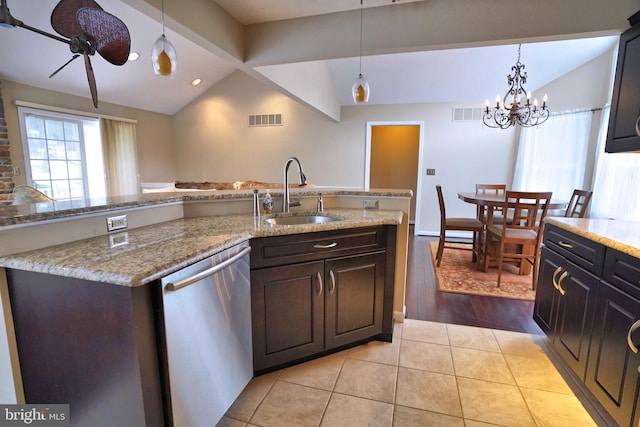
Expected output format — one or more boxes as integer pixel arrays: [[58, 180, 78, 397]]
[[248, 114, 283, 127], [452, 107, 483, 122]]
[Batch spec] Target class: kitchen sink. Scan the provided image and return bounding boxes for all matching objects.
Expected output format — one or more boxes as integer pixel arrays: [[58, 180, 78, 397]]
[[264, 213, 340, 226]]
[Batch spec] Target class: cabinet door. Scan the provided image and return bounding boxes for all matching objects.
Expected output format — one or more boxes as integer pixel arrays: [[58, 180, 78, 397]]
[[325, 251, 386, 350], [534, 247, 563, 335], [552, 261, 599, 381], [586, 281, 640, 427], [606, 22, 640, 153], [251, 261, 324, 373]]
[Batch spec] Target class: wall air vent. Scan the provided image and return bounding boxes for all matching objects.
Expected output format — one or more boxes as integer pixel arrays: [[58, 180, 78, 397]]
[[452, 107, 483, 122], [248, 114, 283, 127]]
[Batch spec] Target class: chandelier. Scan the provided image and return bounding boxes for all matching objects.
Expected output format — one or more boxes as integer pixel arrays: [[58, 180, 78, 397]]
[[483, 44, 549, 129]]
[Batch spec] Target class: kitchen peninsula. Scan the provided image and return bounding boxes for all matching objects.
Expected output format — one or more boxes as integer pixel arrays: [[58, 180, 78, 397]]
[[0, 187, 412, 426]]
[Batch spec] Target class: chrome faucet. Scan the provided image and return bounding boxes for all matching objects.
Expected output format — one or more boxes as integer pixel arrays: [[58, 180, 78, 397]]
[[283, 156, 307, 212]]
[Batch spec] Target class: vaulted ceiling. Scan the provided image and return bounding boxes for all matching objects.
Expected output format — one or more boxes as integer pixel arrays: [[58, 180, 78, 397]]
[[0, 0, 629, 118]]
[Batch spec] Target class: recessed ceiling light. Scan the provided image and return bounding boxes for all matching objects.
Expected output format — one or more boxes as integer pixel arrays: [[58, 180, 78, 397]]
[[191, 78, 202, 86], [128, 52, 140, 61]]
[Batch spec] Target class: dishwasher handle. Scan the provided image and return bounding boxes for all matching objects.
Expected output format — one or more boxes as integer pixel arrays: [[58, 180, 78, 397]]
[[166, 246, 251, 291]]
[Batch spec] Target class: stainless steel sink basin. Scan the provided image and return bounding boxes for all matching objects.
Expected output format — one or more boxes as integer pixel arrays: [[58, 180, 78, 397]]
[[264, 214, 339, 226]]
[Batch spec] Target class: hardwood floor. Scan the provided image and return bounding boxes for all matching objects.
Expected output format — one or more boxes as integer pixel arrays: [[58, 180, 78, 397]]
[[404, 226, 544, 335]]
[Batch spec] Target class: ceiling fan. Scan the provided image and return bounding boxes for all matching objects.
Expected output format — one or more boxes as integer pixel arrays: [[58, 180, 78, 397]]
[[0, 0, 131, 108]]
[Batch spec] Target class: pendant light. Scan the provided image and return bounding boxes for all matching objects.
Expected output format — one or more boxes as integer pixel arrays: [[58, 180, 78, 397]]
[[352, 0, 370, 103], [151, 0, 177, 77]]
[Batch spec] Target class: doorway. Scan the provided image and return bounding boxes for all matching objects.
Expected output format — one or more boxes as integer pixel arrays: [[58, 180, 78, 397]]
[[365, 121, 424, 230]]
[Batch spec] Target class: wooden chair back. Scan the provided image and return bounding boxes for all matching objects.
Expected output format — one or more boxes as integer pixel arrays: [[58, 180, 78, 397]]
[[564, 189, 593, 218], [475, 184, 506, 195], [436, 185, 447, 230], [504, 191, 552, 232], [475, 184, 507, 221]]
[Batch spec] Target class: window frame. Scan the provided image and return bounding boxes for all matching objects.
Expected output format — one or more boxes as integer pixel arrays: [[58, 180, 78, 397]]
[[17, 107, 98, 201]]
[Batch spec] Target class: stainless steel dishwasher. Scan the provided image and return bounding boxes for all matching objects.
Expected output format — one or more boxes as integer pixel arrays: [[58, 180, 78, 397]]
[[161, 242, 252, 427]]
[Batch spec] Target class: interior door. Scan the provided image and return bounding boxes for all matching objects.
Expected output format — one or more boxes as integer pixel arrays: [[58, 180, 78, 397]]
[[368, 124, 421, 224]]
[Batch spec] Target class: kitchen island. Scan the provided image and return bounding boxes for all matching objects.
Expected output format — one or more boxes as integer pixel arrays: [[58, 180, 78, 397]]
[[536, 217, 640, 427], [0, 188, 412, 426]]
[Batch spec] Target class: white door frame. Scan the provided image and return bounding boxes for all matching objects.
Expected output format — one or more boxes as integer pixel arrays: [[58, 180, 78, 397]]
[[365, 121, 425, 234]]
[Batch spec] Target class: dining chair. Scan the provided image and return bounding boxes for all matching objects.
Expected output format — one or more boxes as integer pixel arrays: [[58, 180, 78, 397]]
[[435, 185, 483, 267], [483, 191, 552, 290], [475, 184, 507, 225], [564, 189, 593, 218]]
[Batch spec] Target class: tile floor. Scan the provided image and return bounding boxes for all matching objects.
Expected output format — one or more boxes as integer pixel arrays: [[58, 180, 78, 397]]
[[217, 319, 599, 427]]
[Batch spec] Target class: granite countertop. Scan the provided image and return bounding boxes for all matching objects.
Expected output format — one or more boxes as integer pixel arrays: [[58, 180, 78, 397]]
[[545, 217, 640, 259], [0, 209, 403, 287], [0, 188, 413, 227]]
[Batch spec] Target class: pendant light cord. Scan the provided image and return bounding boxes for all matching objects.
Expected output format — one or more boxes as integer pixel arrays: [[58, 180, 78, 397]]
[[161, 0, 166, 36], [358, 0, 363, 75]]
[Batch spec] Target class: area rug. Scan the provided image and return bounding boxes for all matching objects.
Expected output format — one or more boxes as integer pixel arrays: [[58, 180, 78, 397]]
[[429, 241, 536, 301]]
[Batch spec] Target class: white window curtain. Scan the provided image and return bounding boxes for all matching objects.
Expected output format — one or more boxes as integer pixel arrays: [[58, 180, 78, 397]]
[[100, 118, 139, 197], [512, 111, 593, 201], [590, 106, 640, 220]]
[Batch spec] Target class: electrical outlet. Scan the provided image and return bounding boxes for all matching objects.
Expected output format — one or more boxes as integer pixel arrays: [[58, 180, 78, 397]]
[[109, 232, 129, 248], [12, 166, 20, 176], [426, 168, 436, 175], [363, 199, 379, 210], [107, 215, 128, 232]]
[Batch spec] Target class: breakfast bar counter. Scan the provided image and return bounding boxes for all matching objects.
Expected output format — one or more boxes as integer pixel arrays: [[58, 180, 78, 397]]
[[0, 208, 404, 287]]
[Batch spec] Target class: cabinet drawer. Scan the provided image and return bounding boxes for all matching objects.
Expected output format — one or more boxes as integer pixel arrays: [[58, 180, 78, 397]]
[[603, 248, 640, 300], [251, 226, 387, 269], [543, 224, 605, 275]]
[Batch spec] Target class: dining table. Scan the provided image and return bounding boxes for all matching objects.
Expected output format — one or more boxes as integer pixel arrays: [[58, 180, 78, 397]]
[[457, 192, 568, 274]]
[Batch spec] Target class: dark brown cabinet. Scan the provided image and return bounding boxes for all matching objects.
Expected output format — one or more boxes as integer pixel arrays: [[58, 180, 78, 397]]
[[6, 270, 165, 427], [586, 248, 640, 427], [534, 228, 602, 380], [534, 247, 563, 335], [535, 224, 640, 426], [250, 226, 396, 373], [606, 11, 640, 153]]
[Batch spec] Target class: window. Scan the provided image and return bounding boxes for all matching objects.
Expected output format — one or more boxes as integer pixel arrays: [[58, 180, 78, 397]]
[[18, 107, 106, 201], [590, 106, 640, 220], [511, 110, 593, 201]]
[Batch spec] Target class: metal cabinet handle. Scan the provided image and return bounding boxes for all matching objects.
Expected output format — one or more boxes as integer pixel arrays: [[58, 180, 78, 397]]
[[628, 319, 640, 353], [317, 272, 323, 296], [636, 115, 640, 137], [558, 241, 573, 249], [166, 246, 251, 291], [329, 270, 336, 295], [552, 266, 563, 290], [313, 242, 337, 249], [557, 271, 568, 296]]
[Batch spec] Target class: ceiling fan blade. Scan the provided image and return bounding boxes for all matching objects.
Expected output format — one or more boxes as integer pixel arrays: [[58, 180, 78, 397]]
[[49, 54, 80, 78], [77, 8, 130, 65], [83, 52, 98, 108], [51, 0, 102, 38]]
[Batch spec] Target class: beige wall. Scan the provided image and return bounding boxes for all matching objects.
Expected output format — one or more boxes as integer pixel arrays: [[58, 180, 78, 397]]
[[172, 71, 518, 234], [1, 80, 177, 187]]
